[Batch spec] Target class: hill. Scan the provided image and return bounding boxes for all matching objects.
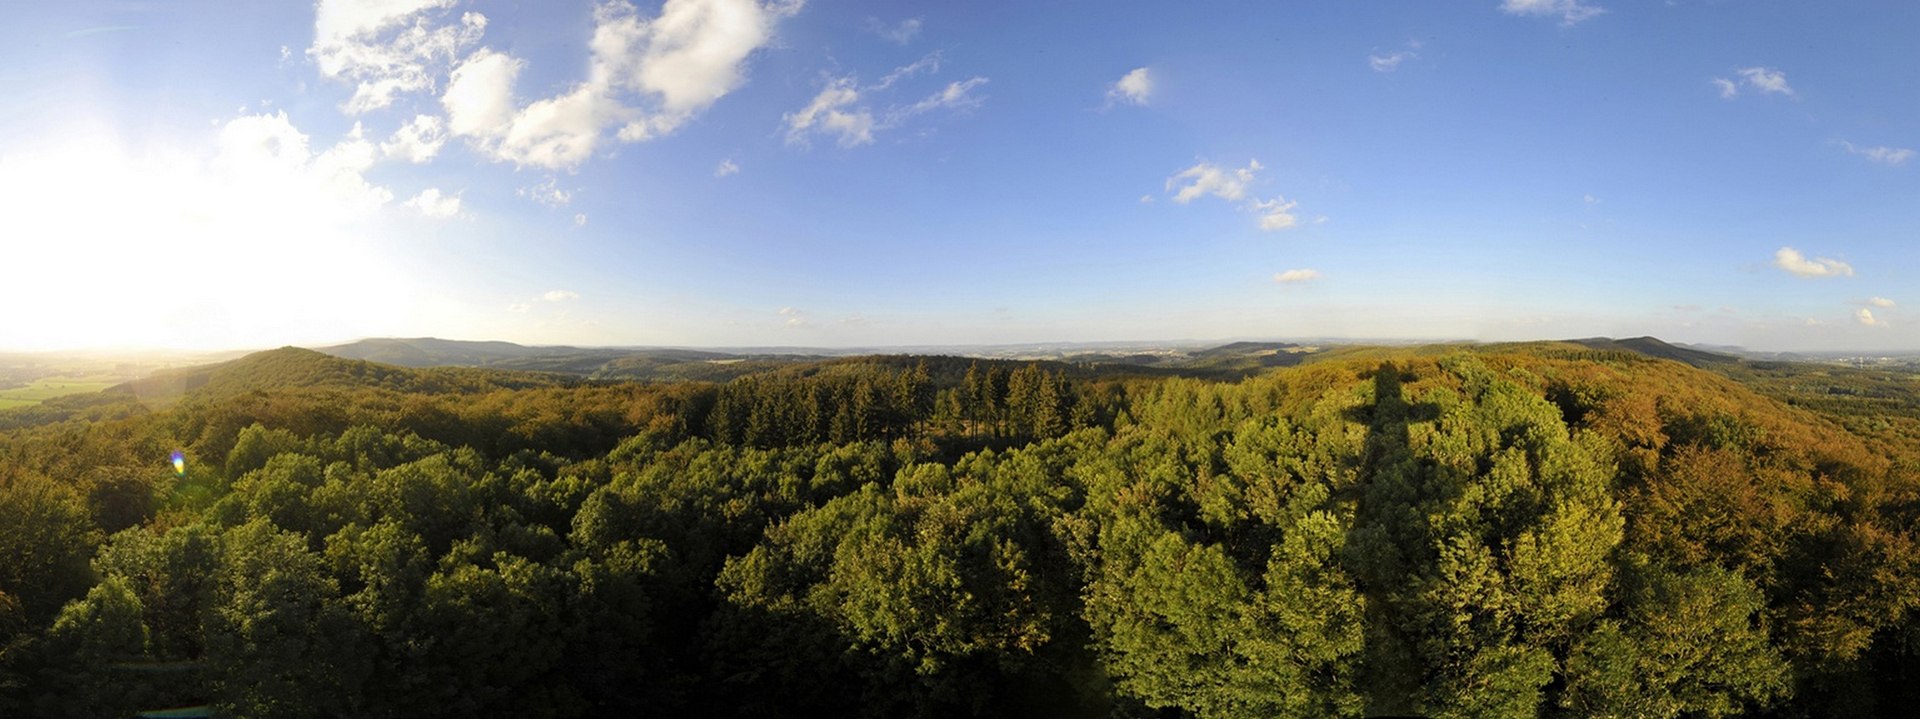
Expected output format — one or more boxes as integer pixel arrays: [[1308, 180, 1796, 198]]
[[109, 346, 571, 406], [1567, 335, 1737, 366]]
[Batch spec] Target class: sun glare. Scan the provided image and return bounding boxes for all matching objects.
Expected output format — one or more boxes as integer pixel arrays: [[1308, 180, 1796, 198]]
[[0, 122, 416, 351]]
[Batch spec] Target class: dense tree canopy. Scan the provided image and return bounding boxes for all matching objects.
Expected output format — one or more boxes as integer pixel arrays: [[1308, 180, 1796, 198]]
[[1, 345, 1916, 717]]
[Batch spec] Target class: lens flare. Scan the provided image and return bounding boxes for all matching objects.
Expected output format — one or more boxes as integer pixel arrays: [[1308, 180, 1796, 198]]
[[170, 449, 186, 478]]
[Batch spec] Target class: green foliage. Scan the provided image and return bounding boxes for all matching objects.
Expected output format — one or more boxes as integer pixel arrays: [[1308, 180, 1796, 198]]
[[0, 474, 99, 623], [204, 520, 359, 718], [1562, 557, 1789, 718], [1, 346, 1918, 716]]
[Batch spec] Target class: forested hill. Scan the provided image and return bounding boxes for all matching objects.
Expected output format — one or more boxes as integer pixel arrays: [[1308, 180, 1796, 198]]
[[112, 346, 573, 401], [2, 343, 1916, 717], [1567, 336, 1739, 366]]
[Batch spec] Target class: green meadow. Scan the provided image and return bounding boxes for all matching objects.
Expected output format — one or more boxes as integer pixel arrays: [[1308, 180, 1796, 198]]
[[0, 376, 118, 409]]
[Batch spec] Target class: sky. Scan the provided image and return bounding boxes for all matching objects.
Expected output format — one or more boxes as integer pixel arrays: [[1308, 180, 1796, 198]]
[[1, 0, 1917, 352]]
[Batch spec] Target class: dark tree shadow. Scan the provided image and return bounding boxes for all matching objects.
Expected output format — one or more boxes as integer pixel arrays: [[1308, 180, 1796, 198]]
[[1345, 363, 1443, 718]]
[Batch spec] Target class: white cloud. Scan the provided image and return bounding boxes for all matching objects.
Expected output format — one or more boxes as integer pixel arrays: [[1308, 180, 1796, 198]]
[[1711, 77, 1739, 99], [441, 0, 801, 170], [715, 158, 740, 176], [574, 213, 588, 226], [381, 114, 447, 162], [626, 0, 795, 122], [309, 0, 486, 114], [519, 177, 573, 208], [1736, 66, 1793, 96], [1164, 160, 1306, 232], [443, 48, 522, 137], [785, 78, 874, 147], [215, 112, 313, 174], [1840, 141, 1915, 166], [1773, 246, 1854, 278], [1168, 160, 1260, 203], [779, 306, 807, 326], [1249, 197, 1299, 230], [865, 17, 922, 45], [543, 289, 580, 302], [508, 302, 531, 313], [1869, 297, 1897, 308], [1582, 194, 1600, 204], [1368, 51, 1415, 73], [217, 114, 394, 212], [1274, 268, 1321, 283], [1857, 308, 1886, 327], [1107, 67, 1152, 106], [405, 187, 461, 217], [495, 85, 606, 168], [1500, 0, 1605, 26]]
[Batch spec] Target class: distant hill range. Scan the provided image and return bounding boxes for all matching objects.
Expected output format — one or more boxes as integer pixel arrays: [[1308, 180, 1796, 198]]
[[315, 337, 829, 382], [0, 334, 1787, 425], [304, 335, 1745, 381], [308, 336, 1342, 381]]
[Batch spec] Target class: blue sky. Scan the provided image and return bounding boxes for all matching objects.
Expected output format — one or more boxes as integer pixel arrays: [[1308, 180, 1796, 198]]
[[1, 0, 1916, 351]]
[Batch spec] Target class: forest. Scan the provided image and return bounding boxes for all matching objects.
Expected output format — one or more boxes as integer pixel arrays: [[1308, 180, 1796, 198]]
[[1, 343, 1916, 718]]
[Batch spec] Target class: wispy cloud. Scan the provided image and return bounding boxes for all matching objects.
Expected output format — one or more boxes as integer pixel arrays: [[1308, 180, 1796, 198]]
[[1773, 246, 1854, 278], [1368, 41, 1422, 73], [1857, 308, 1887, 327], [1840, 141, 1915, 166], [785, 79, 875, 147], [519, 177, 573, 207], [1869, 297, 1897, 308], [865, 17, 922, 45], [873, 53, 941, 91], [890, 77, 989, 121], [1248, 197, 1299, 230], [511, 288, 580, 312], [784, 57, 988, 149], [1716, 66, 1794, 100], [1368, 51, 1415, 73], [1274, 268, 1321, 283], [1737, 66, 1793, 96], [1168, 160, 1260, 203], [1500, 0, 1605, 26]]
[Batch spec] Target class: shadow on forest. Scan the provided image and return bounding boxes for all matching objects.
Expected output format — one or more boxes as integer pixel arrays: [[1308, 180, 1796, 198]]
[[1348, 363, 1443, 719]]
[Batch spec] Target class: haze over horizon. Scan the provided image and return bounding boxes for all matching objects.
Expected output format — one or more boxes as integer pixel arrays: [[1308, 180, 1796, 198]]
[[3, 1, 1917, 353]]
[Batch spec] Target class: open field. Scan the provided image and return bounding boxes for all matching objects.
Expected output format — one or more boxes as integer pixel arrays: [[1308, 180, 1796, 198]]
[[0, 376, 118, 409]]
